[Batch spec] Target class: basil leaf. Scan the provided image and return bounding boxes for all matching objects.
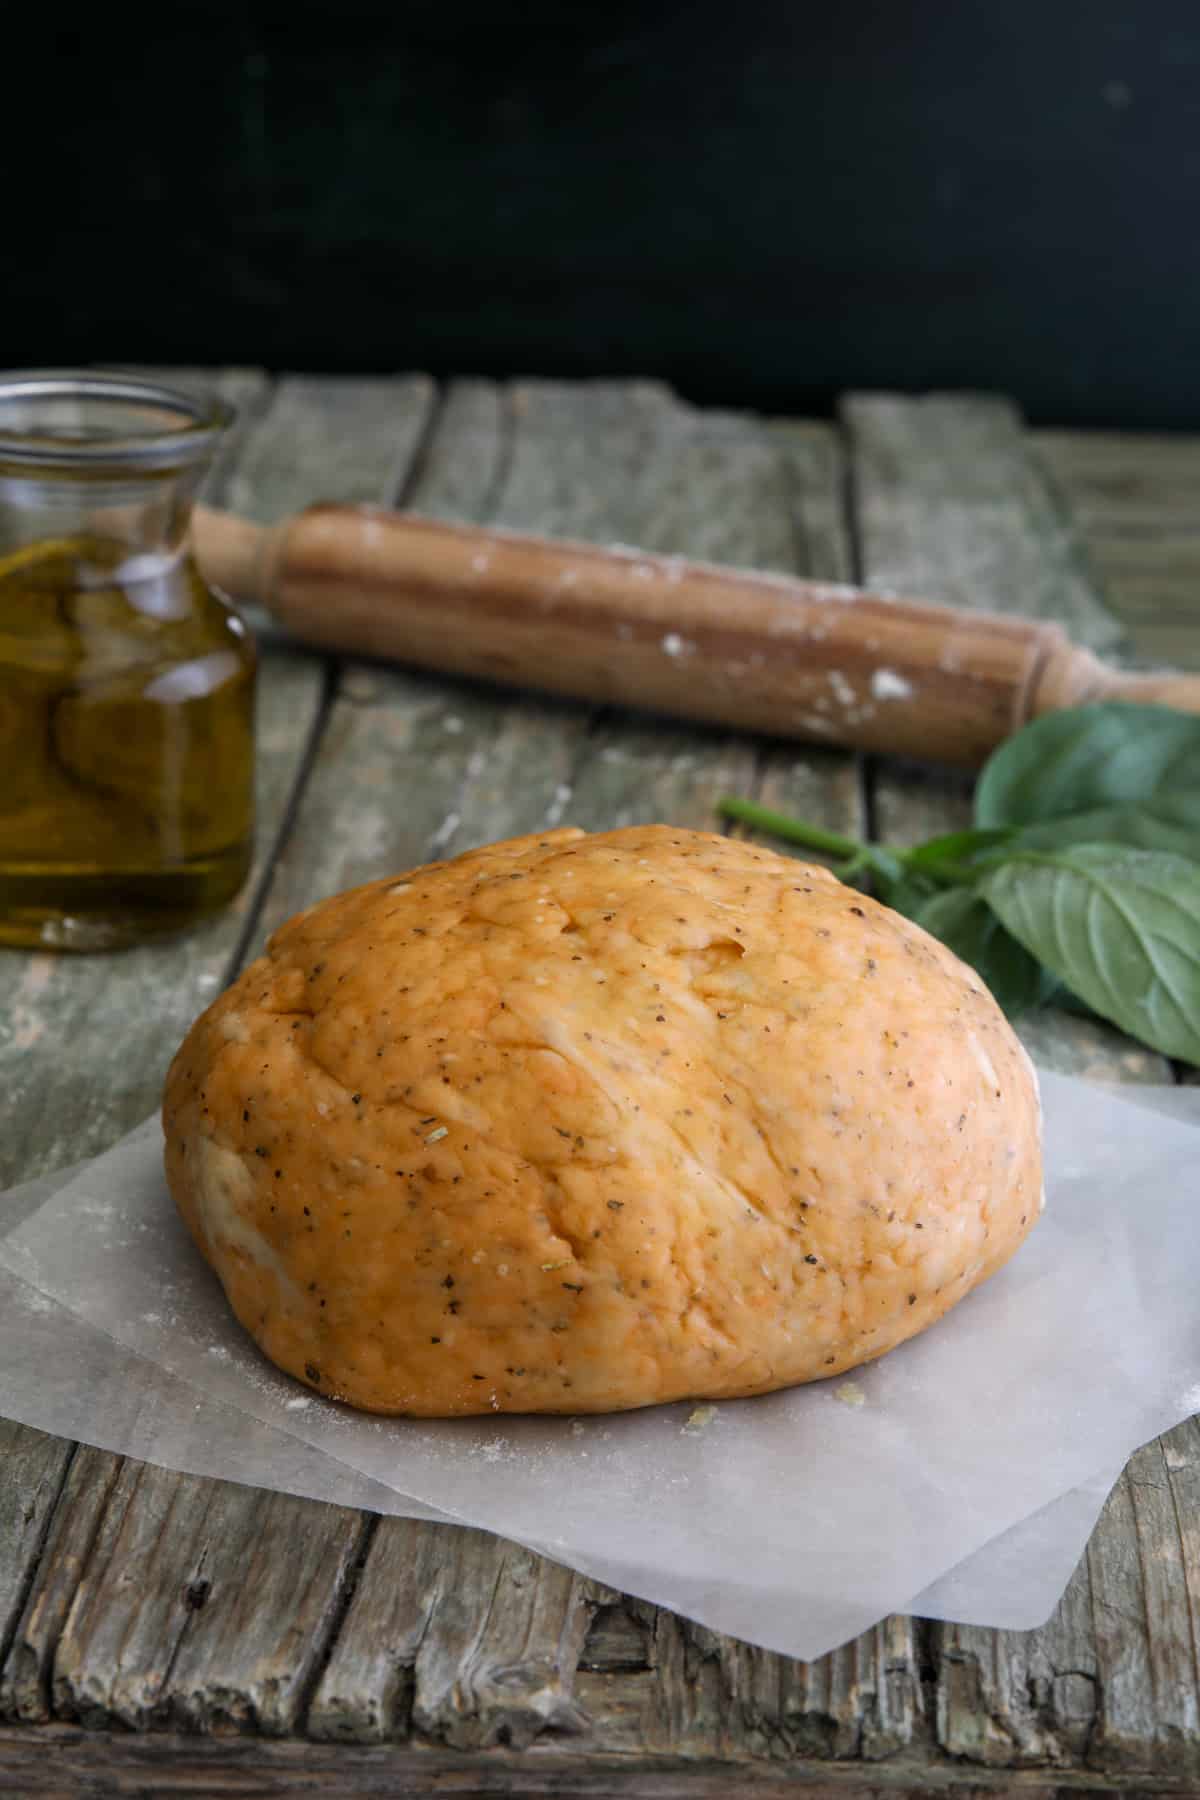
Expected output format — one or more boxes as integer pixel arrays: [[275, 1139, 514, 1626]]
[[981, 845, 1200, 1065], [910, 888, 1059, 1017], [903, 827, 1018, 871], [876, 871, 941, 919], [976, 703, 1200, 852], [1011, 806, 1200, 860], [860, 847, 907, 889], [1051, 987, 1106, 1024]]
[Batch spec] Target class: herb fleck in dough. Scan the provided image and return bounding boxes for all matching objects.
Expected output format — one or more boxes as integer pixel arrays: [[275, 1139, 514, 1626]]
[[163, 826, 1042, 1416]]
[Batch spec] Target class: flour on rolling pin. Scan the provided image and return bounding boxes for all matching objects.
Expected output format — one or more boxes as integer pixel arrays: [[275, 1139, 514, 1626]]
[[193, 500, 1200, 767], [870, 668, 915, 701]]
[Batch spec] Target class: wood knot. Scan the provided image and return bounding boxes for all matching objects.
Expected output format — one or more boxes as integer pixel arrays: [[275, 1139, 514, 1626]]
[[184, 1577, 211, 1611]]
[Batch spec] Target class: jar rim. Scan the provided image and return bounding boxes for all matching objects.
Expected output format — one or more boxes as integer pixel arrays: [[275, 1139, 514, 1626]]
[[0, 370, 235, 470]]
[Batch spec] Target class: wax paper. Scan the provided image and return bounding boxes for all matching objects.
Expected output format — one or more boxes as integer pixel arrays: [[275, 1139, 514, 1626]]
[[2, 1070, 1197, 1661]]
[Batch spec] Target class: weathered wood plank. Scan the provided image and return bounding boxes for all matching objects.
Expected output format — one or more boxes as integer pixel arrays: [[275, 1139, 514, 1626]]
[[846, 394, 1191, 1780], [306, 1519, 442, 1743], [415, 377, 511, 523], [939, 1427, 1200, 1778], [225, 373, 437, 523], [0, 1429, 75, 1702], [5, 1726, 1183, 1800], [615, 1610, 923, 1764], [791, 1619, 924, 1763], [52, 1465, 366, 1735], [1033, 428, 1200, 673], [1085, 1432, 1200, 1774], [0, 1448, 122, 1723], [409, 1531, 591, 1750], [771, 420, 856, 586], [1159, 1416, 1200, 1703], [756, 419, 866, 848], [0, 374, 437, 1733], [937, 1558, 1098, 1767], [311, 1519, 592, 1751], [501, 380, 798, 569], [579, 1594, 653, 1675], [844, 392, 1124, 653]]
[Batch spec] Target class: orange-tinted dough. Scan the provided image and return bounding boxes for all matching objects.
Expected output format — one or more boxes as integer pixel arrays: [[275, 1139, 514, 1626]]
[[163, 826, 1042, 1415]]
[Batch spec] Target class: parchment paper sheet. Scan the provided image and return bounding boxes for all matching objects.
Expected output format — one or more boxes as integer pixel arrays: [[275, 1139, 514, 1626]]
[[2, 1070, 1197, 1661]]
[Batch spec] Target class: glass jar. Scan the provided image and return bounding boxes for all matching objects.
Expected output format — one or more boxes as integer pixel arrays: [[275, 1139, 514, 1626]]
[[0, 371, 256, 950]]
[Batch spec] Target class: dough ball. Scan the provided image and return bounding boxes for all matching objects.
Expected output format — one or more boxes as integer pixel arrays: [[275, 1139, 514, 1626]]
[[163, 826, 1042, 1415]]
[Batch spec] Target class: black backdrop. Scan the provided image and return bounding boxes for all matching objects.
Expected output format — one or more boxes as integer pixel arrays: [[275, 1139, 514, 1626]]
[[10, 3, 1200, 426]]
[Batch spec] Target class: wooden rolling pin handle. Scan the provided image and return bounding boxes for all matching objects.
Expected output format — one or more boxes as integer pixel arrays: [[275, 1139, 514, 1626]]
[[193, 503, 1200, 767], [1029, 640, 1200, 718], [195, 506, 284, 611]]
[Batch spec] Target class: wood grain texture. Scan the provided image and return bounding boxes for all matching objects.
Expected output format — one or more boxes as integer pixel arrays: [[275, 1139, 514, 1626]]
[[754, 420, 866, 848], [0, 373, 435, 1736], [409, 1532, 591, 1750], [1085, 1429, 1200, 1774], [937, 1562, 1099, 1768], [604, 1610, 923, 1764], [845, 394, 1195, 1780], [225, 374, 437, 525], [310, 1521, 593, 1750], [844, 393, 1124, 654], [52, 1467, 366, 1735], [1033, 429, 1200, 673], [770, 421, 855, 584], [306, 1518, 443, 1743], [938, 1424, 1200, 1778], [9, 1727, 1192, 1800], [0, 1447, 122, 1724], [0, 1428, 75, 1701]]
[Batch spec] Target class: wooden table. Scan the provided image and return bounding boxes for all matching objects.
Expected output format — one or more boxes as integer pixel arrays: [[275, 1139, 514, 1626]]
[[2, 374, 1198, 1797]]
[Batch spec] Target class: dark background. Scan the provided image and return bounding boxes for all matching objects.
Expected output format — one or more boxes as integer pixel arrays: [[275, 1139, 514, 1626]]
[[11, 3, 1200, 426]]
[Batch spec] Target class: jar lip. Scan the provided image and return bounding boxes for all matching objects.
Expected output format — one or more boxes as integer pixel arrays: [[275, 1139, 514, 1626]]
[[0, 370, 235, 470]]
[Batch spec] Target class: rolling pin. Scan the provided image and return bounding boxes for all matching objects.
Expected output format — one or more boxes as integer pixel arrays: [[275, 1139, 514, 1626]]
[[193, 502, 1200, 766]]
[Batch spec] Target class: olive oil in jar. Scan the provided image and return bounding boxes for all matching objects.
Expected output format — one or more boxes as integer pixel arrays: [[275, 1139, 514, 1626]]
[[0, 534, 255, 948], [0, 371, 255, 949]]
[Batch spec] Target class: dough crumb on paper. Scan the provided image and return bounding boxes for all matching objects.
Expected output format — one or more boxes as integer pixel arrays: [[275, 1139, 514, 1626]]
[[684, 1404, 717, 1433]]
